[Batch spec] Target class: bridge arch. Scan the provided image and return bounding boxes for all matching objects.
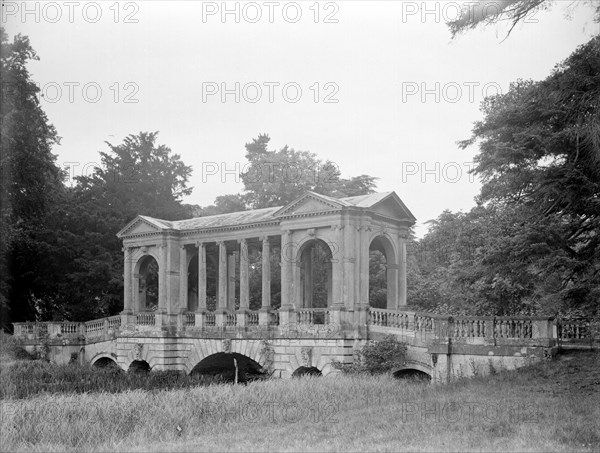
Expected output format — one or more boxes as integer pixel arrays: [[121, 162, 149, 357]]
[[189, 352, 265, 382], [295, 238, 333, 308], [292, 366, 322, 377], [128, 360, 151, 373], [183, 339, 271, 374], [391, 361, 433, 382], [368, 233, 399, 309], [90, 353, 120, 370]]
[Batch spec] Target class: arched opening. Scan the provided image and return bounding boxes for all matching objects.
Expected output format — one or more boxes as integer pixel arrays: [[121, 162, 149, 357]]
[[188, 251, 198, 312], [299, 239, 333, 320], [190, 352, 266, 383], [292, 366, 322, 377], [205, 248, 219, 312], [369, 236, 397, 309], [247, 241, 263, 311], [393, 368, 431, 382], [128, 360, 151, 373], [92, 357, 119, 369], [138, 255, 159, 311]]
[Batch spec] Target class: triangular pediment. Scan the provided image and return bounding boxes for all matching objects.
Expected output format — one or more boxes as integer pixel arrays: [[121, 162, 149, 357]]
[[116, 216, 164, 238], [274, 192, 345, 218], [369, 193, 416, 222]]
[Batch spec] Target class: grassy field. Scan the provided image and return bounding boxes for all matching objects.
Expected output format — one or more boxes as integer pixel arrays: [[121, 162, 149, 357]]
[[1, 345, 599, 452]]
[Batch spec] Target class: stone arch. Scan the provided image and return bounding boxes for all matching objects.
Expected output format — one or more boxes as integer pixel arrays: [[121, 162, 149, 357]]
[[184, 339, 271, 374], [189, 352, 264, 382], [128, 360, 151, 373], [295, 238, 333, 308], [134, 253, 160, 311], [90, 353, 120, 369], [368, 233, 399, 309], [292, 366, 322, 377], [391, 361, 433, 382], [123, 342, 160, 371]]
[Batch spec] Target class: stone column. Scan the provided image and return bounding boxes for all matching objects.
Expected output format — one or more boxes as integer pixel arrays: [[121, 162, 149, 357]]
[[303, 247, 313, 308], [227, 251, 236, 310], [179, 245, 188, 312], [399, 235, 407, 307], [279, 230, 296, 328], [158, 243, 167, 313], [343, 224, 355, 310], [217, 241, 227, 310], [239, 239, 250, 310], [123, 247, 133, 313], [386, 263, 399, 310], [359, 225, 371, 304], [261, 236, 271, 308], [197, 242, 207, 311], [331, 225, 344, 308], [280, 231, 292, 308]]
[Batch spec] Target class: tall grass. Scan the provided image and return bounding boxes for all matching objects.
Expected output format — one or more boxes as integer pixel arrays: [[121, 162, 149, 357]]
[[2, 351, 600, 452], [0, 361, 225, 399]]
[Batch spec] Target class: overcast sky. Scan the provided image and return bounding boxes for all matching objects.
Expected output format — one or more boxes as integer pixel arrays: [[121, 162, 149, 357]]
[[3, 1, 598, 236]]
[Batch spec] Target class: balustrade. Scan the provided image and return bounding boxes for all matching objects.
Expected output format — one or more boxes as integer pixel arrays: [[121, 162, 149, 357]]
[[204, 312, 216, 327], [136, 312, 155, 326], [247, 311, 259, 326], [297, 308, 329, 325], [184, 312, 195, 327]]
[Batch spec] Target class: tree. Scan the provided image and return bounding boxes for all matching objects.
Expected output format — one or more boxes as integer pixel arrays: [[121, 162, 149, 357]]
[[413, 37, 600, 316], [447, 0, 600, 40], [461, 37, 600, 314], [1, 32, 64, 327], [29, 132, 196, 322], [240, 134, 378, 209]]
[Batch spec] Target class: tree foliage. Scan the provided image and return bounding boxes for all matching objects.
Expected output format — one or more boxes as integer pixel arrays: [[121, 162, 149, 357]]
[[413, 36, 600, 317], [240, 134, 378, 210], [1, 32, 64, 327], [447, 0, 600, 40]]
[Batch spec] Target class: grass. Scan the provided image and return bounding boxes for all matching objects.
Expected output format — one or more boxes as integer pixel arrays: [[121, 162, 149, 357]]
[[1, 349, 599, 452], [0, 361, 229, 399]]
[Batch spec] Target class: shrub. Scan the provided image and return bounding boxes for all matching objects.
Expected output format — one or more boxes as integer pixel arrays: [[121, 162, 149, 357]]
[[333, 335, 407, 375]]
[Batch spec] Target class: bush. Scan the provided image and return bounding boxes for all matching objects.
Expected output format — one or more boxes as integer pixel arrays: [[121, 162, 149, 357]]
[[0, 332, 34, 362], [332, 335, 407, 375]]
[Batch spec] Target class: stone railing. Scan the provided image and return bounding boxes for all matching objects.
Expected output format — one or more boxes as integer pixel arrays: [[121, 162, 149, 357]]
[[366, 308, 556, 345], [136, 312, 156, 326], [13, 315, 123, 343], [557, 318, 599, 348], [13, 308, 576, 347], [369, 308, 411, 329], [297, 308, 330, 325]]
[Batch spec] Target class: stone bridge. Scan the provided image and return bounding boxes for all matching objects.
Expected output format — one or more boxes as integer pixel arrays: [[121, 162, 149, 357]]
[[13, 307, 582, 383], [12, 191, 596, 382]]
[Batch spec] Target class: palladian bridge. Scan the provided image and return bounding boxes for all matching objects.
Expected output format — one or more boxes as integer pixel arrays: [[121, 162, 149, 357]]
[[13, 191, 590, 382]]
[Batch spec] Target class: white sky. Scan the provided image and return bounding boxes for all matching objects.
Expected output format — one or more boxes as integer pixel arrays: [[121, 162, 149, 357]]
[[3, 1, 598, 236]]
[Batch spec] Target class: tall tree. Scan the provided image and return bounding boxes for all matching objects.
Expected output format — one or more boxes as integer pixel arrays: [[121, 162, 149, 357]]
[[0, 32, 64, 327], [415, 36, 600, 317], [240, 134, 378, 209]]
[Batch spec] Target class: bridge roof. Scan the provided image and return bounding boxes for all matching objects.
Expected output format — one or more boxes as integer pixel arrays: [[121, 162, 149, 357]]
[[117, 191, 415, 237]]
